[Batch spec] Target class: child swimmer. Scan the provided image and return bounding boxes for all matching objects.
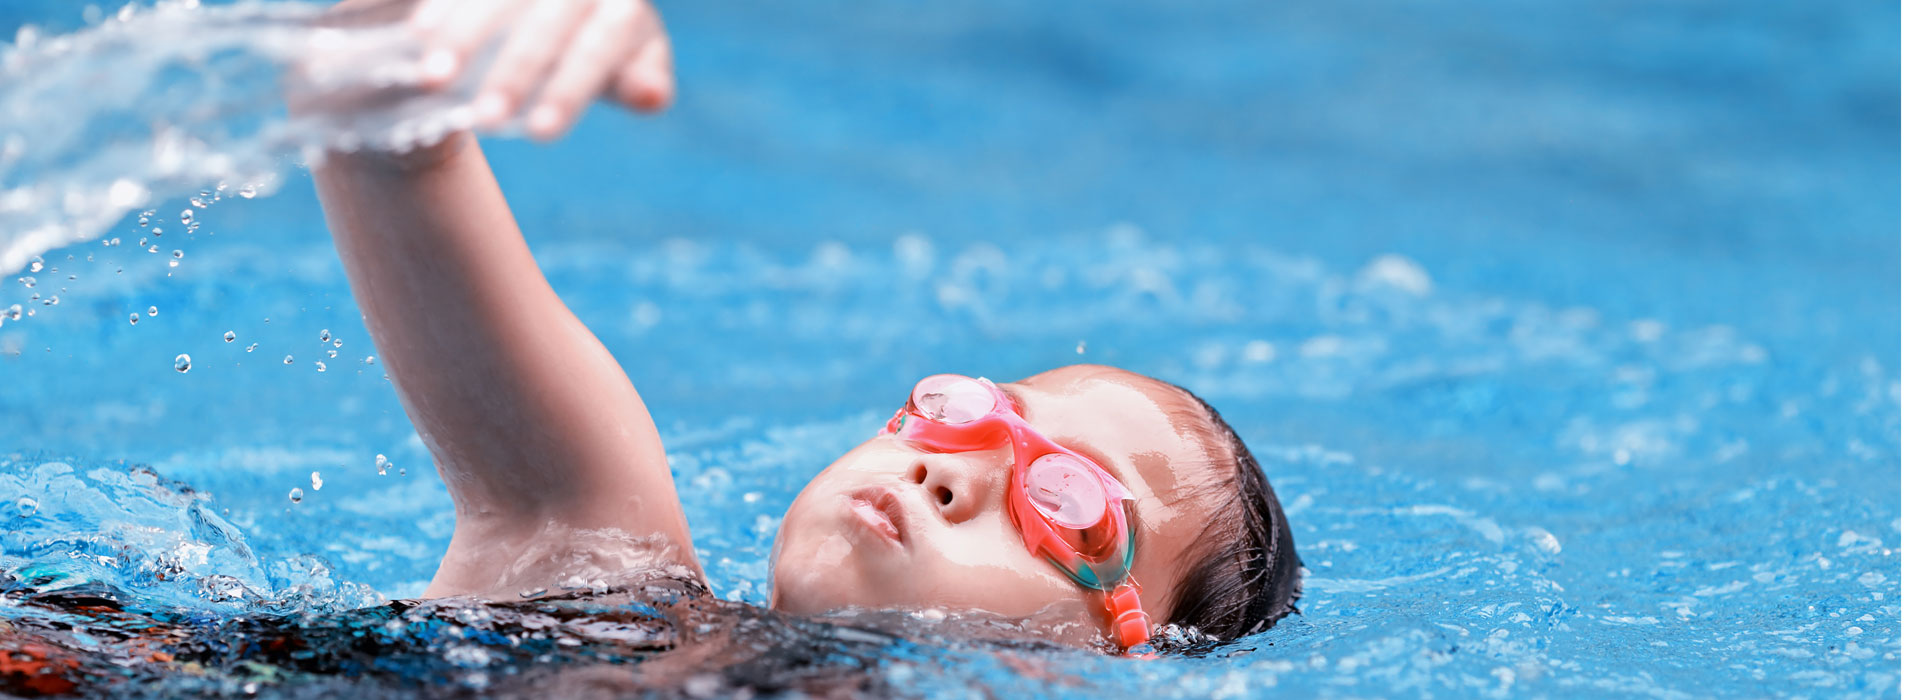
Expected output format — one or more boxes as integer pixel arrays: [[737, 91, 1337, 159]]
[[315, 0, 1300, 652]]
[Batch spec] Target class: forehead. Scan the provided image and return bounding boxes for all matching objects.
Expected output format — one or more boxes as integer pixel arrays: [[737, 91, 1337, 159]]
[[1001, 365, 1218, 506]]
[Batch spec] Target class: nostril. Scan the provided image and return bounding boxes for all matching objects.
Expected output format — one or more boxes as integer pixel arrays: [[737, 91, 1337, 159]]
[[935, 486, 953, 506], [912, 465, 929, 484]]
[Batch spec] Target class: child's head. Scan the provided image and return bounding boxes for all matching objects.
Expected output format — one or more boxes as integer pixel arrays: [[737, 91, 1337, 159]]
[[768, 364, 1300, 645]]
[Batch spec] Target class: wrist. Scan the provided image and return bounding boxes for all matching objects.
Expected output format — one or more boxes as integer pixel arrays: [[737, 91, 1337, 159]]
[[322, 130, 475, 173]]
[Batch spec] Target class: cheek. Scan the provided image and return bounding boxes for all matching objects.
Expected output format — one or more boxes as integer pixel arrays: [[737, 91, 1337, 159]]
[[910, 520, 1089, 617]]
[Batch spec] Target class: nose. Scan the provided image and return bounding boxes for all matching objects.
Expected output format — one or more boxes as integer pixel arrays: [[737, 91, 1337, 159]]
[[908, 451, 1002, 524]]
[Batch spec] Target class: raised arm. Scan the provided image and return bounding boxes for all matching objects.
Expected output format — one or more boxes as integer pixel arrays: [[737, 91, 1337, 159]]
[[312, 0, 691, 598]]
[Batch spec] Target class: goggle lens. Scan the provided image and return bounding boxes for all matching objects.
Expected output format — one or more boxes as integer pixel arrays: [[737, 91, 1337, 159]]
[[1025, 453, 1109, 529], [910, 374, 998, 425]]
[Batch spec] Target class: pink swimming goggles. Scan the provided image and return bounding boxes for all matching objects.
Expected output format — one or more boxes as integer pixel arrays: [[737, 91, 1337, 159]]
[[881, 374, 1153, 650]]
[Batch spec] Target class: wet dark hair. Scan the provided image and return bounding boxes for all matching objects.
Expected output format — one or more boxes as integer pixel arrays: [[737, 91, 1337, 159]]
[[1161, 386, 1303, 641]]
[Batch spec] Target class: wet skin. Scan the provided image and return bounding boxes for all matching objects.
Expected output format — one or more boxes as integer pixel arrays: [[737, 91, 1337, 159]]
[[768, 364, 1226, 638]]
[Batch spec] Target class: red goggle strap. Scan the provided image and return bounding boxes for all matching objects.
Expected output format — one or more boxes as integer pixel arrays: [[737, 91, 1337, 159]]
[[1104, 576, 1152, 651]]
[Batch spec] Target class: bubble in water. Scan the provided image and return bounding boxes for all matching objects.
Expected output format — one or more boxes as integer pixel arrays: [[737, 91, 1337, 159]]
[[315, 361, 327, 372], [147, 306, 158, 316], [283, 355, 293, 364], [148, 245, 160, 253], [288, 488, 303, 504], [180, 209, 194, 225], [375, 454, 389, 476], [332, 339, 343, 348], [245, 343, 257, 352], [319, 329, 331, 342], [18, 276, 34, 288], [6, 305, 20, 320], [172, 249, 183, 259], [238, 185, 257, 199], [28, 256, 42, 273], [190, 197, 207, 209], [310, 471, 323, 490], [15, 497, 38, 517], [174, 354, 191, 372], [364, 355, 376, 365], [129, 313, 139, 325], [137, 211, 152, 227], [223, 331, 236, 342]]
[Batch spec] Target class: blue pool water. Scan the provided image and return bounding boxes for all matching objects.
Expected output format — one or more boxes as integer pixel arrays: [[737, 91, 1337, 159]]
[[0, 0, 1899, 697]]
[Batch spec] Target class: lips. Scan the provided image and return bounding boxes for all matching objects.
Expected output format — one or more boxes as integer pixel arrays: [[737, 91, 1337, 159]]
[[848, 488, 909, 547]]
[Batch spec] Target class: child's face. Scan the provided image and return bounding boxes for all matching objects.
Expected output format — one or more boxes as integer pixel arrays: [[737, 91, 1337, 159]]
[[768, 364, 1221, 640]]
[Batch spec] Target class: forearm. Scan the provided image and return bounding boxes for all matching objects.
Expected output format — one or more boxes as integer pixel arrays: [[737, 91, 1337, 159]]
[[313, 136, 685, 530]]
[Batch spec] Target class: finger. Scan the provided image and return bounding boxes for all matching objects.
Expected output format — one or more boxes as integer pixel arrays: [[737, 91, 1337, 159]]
[[474, 0, 595, 128], [526, 0, 645, 140], [613, 33, 674, 112], [412, 0, 520, 88]]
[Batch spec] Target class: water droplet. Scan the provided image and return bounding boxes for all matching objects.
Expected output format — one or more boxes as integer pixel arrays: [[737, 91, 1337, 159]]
[[180, 209, 194, 225], [15, 497, 38, 517], [288, 488, 304, 504], [109, 237, 121, 246], [223, 331, 236, 342], [375, 454, 389, 476], [283, 355, 294, 364], [168, 259, 179, 268], [245, 343, 258, 352], [147, 306, 158, 316], [238, 185, 257, 199], [315, 361, 327, 372], [398, 466, 407, 476], [190, 197, 207, 209], [172, 249, 183, 259], [319, 329, 331, 342], [18, 276, 34, 288], [174, 354, 191, 372], [311, 471, 324, 490], [148, 245, 159, 253], [5, 305, 20, 321], [28, 256, 42, 273], [129, 313, 139, 325], [327, 349, 337, 358], [332, 339, 343, 348], [43, 295, 58, 306], [151, 227, 162, 236], [137, 237, 147, 247], [364, 355, 376, 365], [137, 211, 151, 226]]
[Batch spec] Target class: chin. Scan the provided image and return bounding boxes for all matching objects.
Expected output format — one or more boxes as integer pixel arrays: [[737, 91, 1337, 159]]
[[768, 554, 862, 615], [767, 516, 865, 615]]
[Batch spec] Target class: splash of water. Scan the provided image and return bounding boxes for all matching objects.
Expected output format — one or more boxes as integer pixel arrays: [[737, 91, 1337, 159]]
[[0, 0, 492, 274]]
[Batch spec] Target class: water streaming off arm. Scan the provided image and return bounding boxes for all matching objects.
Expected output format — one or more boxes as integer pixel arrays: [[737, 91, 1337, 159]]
[[0, 0, 494, 274]]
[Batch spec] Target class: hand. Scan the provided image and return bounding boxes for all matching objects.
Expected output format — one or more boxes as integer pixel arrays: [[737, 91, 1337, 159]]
[[409, 0, 674, 140]]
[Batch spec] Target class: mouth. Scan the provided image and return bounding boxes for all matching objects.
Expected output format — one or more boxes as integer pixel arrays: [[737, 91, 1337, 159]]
[[847, 488, 908, 548]]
